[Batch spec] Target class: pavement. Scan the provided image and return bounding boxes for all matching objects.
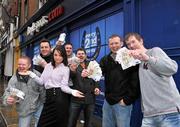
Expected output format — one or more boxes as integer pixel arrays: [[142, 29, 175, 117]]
[[0, 78, 18, 127]]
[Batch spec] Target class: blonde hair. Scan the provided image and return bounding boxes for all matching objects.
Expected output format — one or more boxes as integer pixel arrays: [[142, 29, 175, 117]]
[[19, 56, 31, 65]]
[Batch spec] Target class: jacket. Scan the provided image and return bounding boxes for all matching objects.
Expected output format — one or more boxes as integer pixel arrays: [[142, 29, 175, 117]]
[[70, 61, 99, 104], [100, 53, 140, 105], [3, 70, 45, 117]]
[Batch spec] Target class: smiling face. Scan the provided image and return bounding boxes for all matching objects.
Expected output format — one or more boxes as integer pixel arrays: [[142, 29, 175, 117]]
[[76, 50, 86, 63], [53, 49, 63, 65], [40, 41, 51, 56], [65, 44, 73, 57], [125, 36, 144, 50], [108, 36, 122, 53], [17, 58, 31, 73]]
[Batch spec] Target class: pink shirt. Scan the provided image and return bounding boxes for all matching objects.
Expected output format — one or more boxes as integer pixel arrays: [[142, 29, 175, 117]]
[[34, 63, 72, 94]]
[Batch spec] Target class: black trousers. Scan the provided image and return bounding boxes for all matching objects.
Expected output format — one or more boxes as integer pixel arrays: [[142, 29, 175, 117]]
[[38, 88, 70, 127], [68, 102, 95, 127]]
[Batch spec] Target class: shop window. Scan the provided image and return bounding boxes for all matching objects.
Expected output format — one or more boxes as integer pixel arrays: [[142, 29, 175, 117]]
[[70, 12, 123, 61], [33, 45, 40, 57], [50, 37, 58, 49]]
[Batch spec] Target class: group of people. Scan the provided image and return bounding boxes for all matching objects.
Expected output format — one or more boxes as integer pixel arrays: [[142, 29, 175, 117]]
[[2, 32, 180, 127]]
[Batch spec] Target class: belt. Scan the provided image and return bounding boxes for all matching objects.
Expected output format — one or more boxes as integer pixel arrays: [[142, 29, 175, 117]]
[[46, 88, 61, 95]]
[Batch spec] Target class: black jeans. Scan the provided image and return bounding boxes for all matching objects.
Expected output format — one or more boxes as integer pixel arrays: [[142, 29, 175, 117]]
[[68, 102, 95, 127]]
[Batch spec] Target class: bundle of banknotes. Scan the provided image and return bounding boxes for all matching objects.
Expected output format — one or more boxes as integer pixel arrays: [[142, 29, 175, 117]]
[[115, 47, 141, 70], [87, 60, 102, 81], [10, 87, 25, 100], [33, 55, 45, 65], [68, 57, 80, 66]]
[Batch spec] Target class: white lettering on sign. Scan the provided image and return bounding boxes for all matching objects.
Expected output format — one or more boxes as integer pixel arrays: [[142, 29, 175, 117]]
[[27, 16, 48, 35], [84, 31, 97, 54], [81, 27, 101, 60], [84, 32, 97, 48]]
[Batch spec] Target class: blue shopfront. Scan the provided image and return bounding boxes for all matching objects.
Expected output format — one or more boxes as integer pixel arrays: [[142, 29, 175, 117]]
[[18, 0, 180, 127], [68, 2, 142, 126]]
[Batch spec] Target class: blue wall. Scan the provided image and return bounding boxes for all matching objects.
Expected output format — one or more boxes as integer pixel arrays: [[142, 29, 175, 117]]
[[137, 0, 180, 90], [70, 12, 124, 61], [125, 1, 180, 126]]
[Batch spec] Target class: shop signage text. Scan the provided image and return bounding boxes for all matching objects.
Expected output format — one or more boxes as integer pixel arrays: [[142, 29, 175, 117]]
[[48, 6, 64, 22], [27, 16, 48, 35]]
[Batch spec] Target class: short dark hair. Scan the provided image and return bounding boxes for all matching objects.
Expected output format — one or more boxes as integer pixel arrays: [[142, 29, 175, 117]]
[[51, 45, 68, 67], [108, 34, 123, 42], [124, 32, 143, 42], [76, 48, 86, 55], [40, 38, 51, 48], [64, 42, 73, 47]]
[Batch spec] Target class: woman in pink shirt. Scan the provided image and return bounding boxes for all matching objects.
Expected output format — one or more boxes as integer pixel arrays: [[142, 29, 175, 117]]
[[29, 45, 84, 127]]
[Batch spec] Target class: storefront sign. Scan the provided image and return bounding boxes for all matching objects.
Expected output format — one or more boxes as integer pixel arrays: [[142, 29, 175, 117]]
[[81, 27, 101, 60], [48, 6, 64, 22], [27, 16, 48, 35]]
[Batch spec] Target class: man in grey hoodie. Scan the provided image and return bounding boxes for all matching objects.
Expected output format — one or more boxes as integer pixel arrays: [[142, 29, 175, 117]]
[[3, 56, 45, 127], [125, 32, 180, 127]]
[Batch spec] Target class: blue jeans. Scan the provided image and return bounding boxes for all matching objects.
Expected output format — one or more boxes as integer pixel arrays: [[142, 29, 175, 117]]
[[19, 105, 43, 127], [141, 112, 180, 127], [102, 99, 132, 127], [68, 102, 94, 127]]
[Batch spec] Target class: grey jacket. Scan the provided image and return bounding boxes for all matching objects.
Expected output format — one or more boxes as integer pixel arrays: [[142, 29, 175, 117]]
[[3, 70, 45, 117], [139, 47, 180, 117]]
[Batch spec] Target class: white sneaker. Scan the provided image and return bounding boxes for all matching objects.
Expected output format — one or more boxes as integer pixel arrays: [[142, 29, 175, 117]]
[[80, 120, 85, 124]]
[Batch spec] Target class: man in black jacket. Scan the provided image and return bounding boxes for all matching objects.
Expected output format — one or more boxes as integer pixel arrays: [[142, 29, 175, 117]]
[[33, 39, 52, 73], [100, 34, 140, 127], [68, 48, 100, 127]]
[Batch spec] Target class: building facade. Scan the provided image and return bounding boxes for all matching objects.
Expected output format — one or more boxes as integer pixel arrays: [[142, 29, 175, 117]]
[[1, 0, 180, 126]]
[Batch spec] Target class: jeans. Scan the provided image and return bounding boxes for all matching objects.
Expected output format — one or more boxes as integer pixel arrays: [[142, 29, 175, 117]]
[[19, 105, 43, 127], [141, 112, 180, 127], [68, 102, 94, 127], [102, 99, 132, 127]]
